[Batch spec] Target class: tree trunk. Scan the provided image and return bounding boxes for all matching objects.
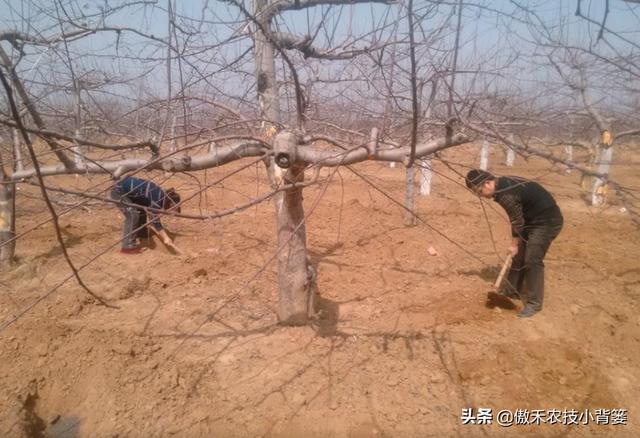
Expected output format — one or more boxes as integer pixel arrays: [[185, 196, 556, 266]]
[[592, 146, 613, 206], [73, 80, 86, 168], [0, 149, 16, 268], [505, 134, 515, 167], [419, 83, 437, 196], [404, 165, 416, 226], [382, 38, 396, 168], [12, 128, 24, 172], [253, 0, 281, 128], [272, 131, 313, 325], [419, 156, 432, 196], [170, 114, 178, 152], [564, 144, 573, 174], [252, 1, 312, 324], [480, 139, 489, 170]]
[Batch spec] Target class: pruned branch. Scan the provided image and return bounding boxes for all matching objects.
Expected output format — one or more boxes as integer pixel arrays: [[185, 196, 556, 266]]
[[10, 140, 269, 180], [272, 32, 374, 60]]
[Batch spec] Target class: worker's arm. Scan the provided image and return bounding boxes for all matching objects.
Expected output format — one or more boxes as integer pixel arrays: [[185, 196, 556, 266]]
[[496, 192, 525, 256]]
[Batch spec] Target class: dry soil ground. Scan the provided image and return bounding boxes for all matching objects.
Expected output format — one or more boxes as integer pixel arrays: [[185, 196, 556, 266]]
[[1, 142, 639, 437]]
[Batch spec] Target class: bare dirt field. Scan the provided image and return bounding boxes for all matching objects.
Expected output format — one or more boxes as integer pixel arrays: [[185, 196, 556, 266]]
[[1, 143, 639, 437]]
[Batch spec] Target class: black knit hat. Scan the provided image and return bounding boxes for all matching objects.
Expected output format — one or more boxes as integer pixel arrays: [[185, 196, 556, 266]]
[[465, 169, 494, 189]]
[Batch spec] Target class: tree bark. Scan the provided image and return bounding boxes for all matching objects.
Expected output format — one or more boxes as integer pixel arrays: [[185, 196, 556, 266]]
[[592, 145, 613, 206], [404, 165, 416, 226], [0, 149, 16, 268], [253, 0, 281, 128], [73, 80, 86, 167], [272, 131, 313, 325], [12, 128, 24, 172], [170, 114, 178, 153]]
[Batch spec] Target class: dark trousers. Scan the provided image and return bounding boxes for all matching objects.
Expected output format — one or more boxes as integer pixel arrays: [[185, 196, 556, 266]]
[[504, 219, 563, 309], [111, 187, 149, 249]]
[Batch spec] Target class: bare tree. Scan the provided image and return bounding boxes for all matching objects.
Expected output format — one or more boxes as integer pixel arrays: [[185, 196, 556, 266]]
[[1, 0, 639, 327]]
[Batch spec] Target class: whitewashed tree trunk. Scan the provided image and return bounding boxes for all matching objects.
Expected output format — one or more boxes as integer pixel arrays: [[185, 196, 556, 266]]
[[419, 156, 432, 196], [564, 145, 573, 174], [591, 146, 613, 206], [73, 80, 86, 168], [404, 165, 416, 226], [505, 134, 515, 166], [480, 139, 490, 170], [506, 149, 515, 166]]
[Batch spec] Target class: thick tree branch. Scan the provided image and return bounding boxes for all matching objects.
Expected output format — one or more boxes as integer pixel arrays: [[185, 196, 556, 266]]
[[11, 141, 268, 180], [296, 133, 469, 166], [10, 131, 471, 179]]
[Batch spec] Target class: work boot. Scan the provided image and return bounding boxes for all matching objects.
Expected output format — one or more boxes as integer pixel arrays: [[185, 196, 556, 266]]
[[517, 304, 540, 318]]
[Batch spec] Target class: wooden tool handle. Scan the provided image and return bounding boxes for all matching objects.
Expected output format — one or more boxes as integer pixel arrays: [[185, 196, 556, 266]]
[[493, 252, 513, 288]]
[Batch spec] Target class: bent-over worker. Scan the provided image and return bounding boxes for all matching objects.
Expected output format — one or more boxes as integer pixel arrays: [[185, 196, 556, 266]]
[[111, 176, 183, 255], [465, 169, 563, 318]]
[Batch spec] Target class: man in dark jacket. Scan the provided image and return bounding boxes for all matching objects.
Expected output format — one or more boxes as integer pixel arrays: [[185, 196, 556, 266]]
[[111, 176, 183, 255], [465, 169, 563, 317]]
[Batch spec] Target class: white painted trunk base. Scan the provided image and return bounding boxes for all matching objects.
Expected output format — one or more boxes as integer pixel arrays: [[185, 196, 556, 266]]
[[564, 145, 573, 173], [505, 148, 515, 167], [419, 157, 432, 196], [480, 140, 489, 171]]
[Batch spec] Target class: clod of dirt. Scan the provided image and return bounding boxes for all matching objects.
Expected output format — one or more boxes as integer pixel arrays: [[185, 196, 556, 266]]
[[111, 343, 135, 357], [119, 275, 151, 300], [193, 268, 207, 278], [34, 344, 48, 357]]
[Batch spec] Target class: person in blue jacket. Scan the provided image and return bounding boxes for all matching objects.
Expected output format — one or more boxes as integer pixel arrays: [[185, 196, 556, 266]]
[[111, 176, 183, 254]]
